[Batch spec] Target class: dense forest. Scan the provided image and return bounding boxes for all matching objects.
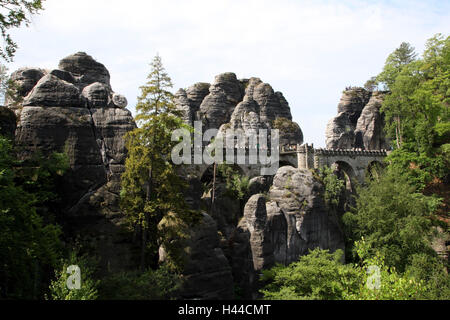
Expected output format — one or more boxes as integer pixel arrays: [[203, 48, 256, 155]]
[[0, 1, 448, 300]]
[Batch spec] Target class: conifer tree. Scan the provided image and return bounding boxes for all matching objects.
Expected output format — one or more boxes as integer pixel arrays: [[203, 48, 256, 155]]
[[120, 55, 192, 270]]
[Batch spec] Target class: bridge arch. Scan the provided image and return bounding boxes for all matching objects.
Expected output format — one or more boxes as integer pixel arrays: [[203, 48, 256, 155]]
[[366, 160, 384, 181], [200, 163, 245, 185], [332, 160, 357, 192]]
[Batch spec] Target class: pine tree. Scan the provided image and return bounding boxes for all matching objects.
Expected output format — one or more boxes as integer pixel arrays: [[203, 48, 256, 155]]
[[120, 55, 193, 270]]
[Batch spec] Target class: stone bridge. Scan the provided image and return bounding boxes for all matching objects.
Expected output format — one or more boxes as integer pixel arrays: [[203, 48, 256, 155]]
[[283, 144, 389, 184], [179, 144, 388, 185]]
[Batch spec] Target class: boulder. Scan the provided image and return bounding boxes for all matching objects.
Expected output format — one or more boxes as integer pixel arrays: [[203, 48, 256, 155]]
[[82, 82, 110, 108], [23, 74, 83, 107], [248, 176, 273, 196], [112, 93, 127, 108]]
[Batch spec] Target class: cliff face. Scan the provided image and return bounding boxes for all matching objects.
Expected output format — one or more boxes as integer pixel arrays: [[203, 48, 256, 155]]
[[4, 58, 347, 300], [7, 53, 139, 272], [175, 73, 303, 146], [325, 88, 390, 150], [173, 75, 344, 299]]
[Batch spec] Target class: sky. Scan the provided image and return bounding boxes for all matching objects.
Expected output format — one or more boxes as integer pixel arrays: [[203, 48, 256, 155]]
[[5, 0, 450, 147]]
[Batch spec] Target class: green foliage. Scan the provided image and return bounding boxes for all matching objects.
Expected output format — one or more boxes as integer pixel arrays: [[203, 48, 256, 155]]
[[120, 54, 195, 269], [377, 42, 417, 90], [379, 34, 449, 188], [272, 117, 299, 132], [342, 239, 428, 300], [260, 249, 361, 300], [47, 251, 99, 300], [342, 169, 441, 272], [98, 265, 181, 300], [0, 0, 45, 61], [364, 76, 379, 92], [405, 253, 450, 300], [317, 166, 345, 210], [0, 135, 63, 299], [260, 240, 430, 300], [217, 163, 249, 200]]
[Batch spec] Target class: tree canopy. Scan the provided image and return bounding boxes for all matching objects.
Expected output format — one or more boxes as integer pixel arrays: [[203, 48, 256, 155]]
[[120, 54, 194, 270], [0, 0, 45, 61]]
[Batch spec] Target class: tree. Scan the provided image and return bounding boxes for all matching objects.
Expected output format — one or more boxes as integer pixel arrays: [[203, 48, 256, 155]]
[[342, 169, 441, 273], [377, 42, 417, 90], [364, 76, 378, 92], [120, 54, 193, 270], [260, 249, 361, 300], [380, 34, 449, 187], [260, 241, 430, 300], [377, 42, 417, 148], [0, 62, 7, 103], [0, 135, 63, 299], [47, 251, 99, 300], [0, 0, 45, 61]]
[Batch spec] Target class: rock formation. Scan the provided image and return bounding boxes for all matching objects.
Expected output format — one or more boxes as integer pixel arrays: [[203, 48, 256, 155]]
[[229, 166, 345, 297], [325, 87, 389, 150], [8, 52, 138, 272], [6, 56, 347, 300], [175, 73, 303, 147]]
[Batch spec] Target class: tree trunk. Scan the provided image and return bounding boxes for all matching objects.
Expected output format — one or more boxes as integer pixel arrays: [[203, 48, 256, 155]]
[[140, 165, 153, 270], [212, 162, 216, 205]]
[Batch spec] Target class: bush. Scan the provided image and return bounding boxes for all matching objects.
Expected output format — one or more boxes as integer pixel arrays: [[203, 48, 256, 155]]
[[47, 251, 99, 300], [98, 265, 182, 300]]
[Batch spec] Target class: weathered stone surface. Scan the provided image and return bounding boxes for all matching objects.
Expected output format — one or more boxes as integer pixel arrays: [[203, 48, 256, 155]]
[[268, 166, 344, 263], [174, 88, 192, 124], [50, 69, 77, 84], [240, 194, 275, 271], [23, 74, 83, 107], [248, 176, 273, 196], [337, 87, 371, 125], [325, 112, 355, 149], [15, 106, 106, 202], [198, 73, 244, 131], [90, 107, 136, 166], [183, 74, 303, 149], [252, 81, 292, 124], [112, 93, 127, 108], [82, 82, 110, 108], [186, 82, 210, 107], [229, 166, 344, 298], [326, 88, 391, 150], [0, 106, 16, 138], [160, 212, 234, 300], [355, 92, 389, 150], [58, 52, 111, 89], [11, 53, 138, 273], [8, 68, 46, 98]]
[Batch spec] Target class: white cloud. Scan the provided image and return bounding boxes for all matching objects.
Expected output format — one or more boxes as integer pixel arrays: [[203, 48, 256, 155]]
[[6, 0, 450, 146]]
